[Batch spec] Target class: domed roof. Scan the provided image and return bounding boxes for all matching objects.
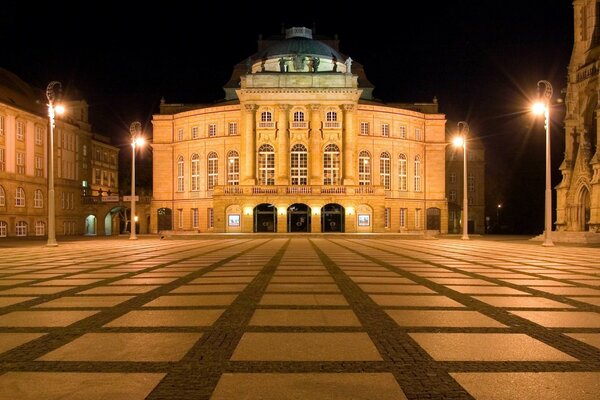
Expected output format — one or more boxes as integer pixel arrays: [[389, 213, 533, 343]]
[[255, 37, 343, 60]]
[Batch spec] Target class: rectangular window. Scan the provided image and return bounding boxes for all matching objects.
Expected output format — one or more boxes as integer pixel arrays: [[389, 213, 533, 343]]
[[95, 148, 101, 160], [384, 208, 391, 228], [0, 221, 6, 237], [0, 115, 4, 135], [415, 128, 422, 141], [449, 190, 457, 202], [381, 124, 389, 137], [468, 196, 473, 205], [468, 151, 475, 161], [228, 122, 238, 135], [192, 208, 199, 229], [0, 148, 5, 171], [399, 208, 407, 228], [450, 172, 456, 184], [207, 208, 214, 228], [360, 122, 369, 135], [16, 121, 25, 141], [61, 192, 65, 209], [399, 125, 407, 139], [415, 209, 422, 228], [177, 128, 184, 141], [103, 171, 109, 186], [208, 124, 217, 137], [35, 126, 44, 145], [177, 209, 183, 229], [16, 152, 25, 174], [192, 126, 199, 139], [110, 172, 115, 187], [468, 173, 475, 192], [94, 169, 101, 185], [35, 156, 44, 177], [35, 221, 45, 236]]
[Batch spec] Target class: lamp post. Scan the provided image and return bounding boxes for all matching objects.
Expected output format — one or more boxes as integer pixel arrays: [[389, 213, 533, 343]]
[[453, 121, 469, 240], [532, 80, 554, 247], [46, 81, 64, 247], [129, 122, 144, 240]]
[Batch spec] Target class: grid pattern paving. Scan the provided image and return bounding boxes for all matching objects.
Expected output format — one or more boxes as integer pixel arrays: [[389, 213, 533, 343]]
[[0, 237, 599, 399]]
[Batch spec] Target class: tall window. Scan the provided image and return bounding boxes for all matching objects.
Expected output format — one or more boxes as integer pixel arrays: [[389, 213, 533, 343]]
[[415, 209, 422, 228], [450, 172, 456, 184], [191, 208, 199, 229], [380, 152, 391, 190], [16, 121, 25, 141], [35, 156, 43, 177], [258, 144, 275, 185], [34, 190, 43, 208], [0, 186, 5, 206], [207, 208, 214, 228], [358, 150, 371, 185], [399, 154, 407, 191], [468, 172, 475, 192], [290, 144, 308, 185], [207, 152, 218, 190], [399, 125, 407, 139], [381, 124, 389, 137], [15, 221, 27, 237], [192, 126, 199, 139], [83, 145, 87, 156], [177, 156, 184, 192], [227, 150, 240, 185], [385, 208, 391, 228], [360, 122, 369, 135], [228, 122, 238, 135], [0, 221, 6, 237], [16, 152, 25, 174], [414, 155, 422, 192], [177, 128, 184, 141], [15, 187, 25, 207], [261, 111, 272, 122], [0, 115, 4, 135], [323, 144, 340, 185], [449, 190, 457, 202], [208, 124, 217, 137], [325, 111, 337, 122], [191, 154, 200, 191], [0, 148, 5, 171], [177, 209, 183, 229], [293, 111, 305, 122], [399, 208, 407, 228], [35, 221, 45, 236], [415, 128, 422, 141], [35, 127, 44, 145]]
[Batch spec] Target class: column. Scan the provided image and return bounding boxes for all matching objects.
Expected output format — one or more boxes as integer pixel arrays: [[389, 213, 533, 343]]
[[342, 104, 356, 185], [276, 104, 290, 185], [309, 104, 321, 185], [241, 104, 257, 185]]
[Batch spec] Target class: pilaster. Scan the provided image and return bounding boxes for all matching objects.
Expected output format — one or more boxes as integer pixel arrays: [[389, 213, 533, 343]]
[[309, 104, 322, 185], [342, 104, 356, 185], [241, 104, 257, 185], [276, 104, 290, 185]]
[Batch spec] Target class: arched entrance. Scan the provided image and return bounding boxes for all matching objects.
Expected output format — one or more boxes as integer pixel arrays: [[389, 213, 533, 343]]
[[427, 208, 441, 231], [254, 203, 277, 232], [288, 203, 311, 232], [157, 208, 173, 231], [579, 187, 591, 231], [321, 203, 344, 232], [85, 215, 97, 235], [104, 207, 124, 236]]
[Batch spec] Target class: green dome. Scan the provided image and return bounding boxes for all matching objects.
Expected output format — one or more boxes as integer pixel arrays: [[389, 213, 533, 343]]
[[255, 37, 343, 61]]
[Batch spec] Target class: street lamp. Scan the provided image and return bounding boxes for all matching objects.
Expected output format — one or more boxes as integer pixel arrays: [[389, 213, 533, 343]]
[[129, 122, 144, 240], [46, 81, 65, 247], [532, 80, 554, 247], [453, 121, 469, 240]]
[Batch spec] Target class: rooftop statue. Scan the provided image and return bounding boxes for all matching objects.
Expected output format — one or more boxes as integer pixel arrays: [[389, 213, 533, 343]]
[[345, 57, 352, 74]]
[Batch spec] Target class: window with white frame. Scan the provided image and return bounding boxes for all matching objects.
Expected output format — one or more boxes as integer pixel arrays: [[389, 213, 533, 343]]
[[398, 154, 407, 191], [261, 111, 272, 122], [35, 221, 45, 236], [258, 144, 275, 185], [0, 221, 6, 237], [0, 148, 5, 171], [207, 152, 218, 190], [35, 156, 43, 177], [208, 124, 217, 137], [16, 152, 25, 174], [16, 121, 25, 141], [399, 208, 407, 228], [227, 150, 240, 185], [290, 144, 308, 185], [360, 122, 369, 135], [15, 187, 25, 207], [414, 155, 422, 192], [228, 122, 238, 135], [415, 208, 422, 228], [35, 126, 44, 145], [0, 115, 4, 135], [380, 152, 391, 190], [358, 150, 371, 186], [323, 144, 340, 185], [34, 190, 43, 208], [208, 208, 214, 228], [94, 169, 101, 185], [385, 208, 391, 228], [191, 126, 199, 139], [293, 111, 305, 122], [468, 172, 475, 192], [191, 154, 200, 191], [415, 127, 422, 141], [381, 124, 389, 137], [177, 128, 184, 141], [177, 209, 183, 229], [0, 186, 5, 206], [191, 208, 199, 229], [449, 190, 457, 202], [450, 172, 456, 184], [16, 221, 27, 236], [399, 125, 407, 139], [176, 156, 184, 192], [83, 145, 87, 156], [325, 111, 337, 121]]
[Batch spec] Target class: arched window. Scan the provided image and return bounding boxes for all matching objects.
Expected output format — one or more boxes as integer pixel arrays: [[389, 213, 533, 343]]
[[260, 111, 272, 122], [293, 111, 305, 122], [258, 144, 275, 185], [0, 221, 6, 237], [191, 154, 200, 191], [290, 144, 308, 185], [35, 221, 45, 236], [34, 190, 43, 208], [15, 187, 25, 207], [399, 154, 407, 191], [177, 156, 184, 192], [414, 155, 422, 192], [15, 221, 27, 237], [380, 152, 391, 190], [323, 144, 340, 185], [0, 185, 5, 206], [227, 150, 240, 185], [207, 152, 218, 190], [325, 111, 338, 122], [358, 150, 371, 186]]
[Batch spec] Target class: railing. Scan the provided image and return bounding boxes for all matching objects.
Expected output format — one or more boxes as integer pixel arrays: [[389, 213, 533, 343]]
[[323, 121, 342, 129], [252, 187, 278, 194], [286, 186, 313, 194], [224, 186, 244, 194], [258, 122, 275, 129], [355, 186, 375, 194], [80, 195, 152, 205], [290, 121, 308, 129], [577, 61, 599, 82], [213, 185, 383, 196]]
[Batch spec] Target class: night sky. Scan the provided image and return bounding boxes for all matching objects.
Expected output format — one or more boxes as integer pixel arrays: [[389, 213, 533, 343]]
[[1, 1, 572, 234]]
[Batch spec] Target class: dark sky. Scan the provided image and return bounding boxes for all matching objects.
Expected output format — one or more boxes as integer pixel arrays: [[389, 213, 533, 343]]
[[1, 1, 572, 234]]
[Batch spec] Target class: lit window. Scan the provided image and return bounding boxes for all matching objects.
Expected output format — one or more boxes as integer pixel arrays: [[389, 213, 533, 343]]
[[399, 125, 407, 139], [414, 155, 422, 192], [381, 124, 389, 137], [177, 156, 184, 192], [16, 121, 25, 141], [35, 126, 44, 145], [228, 122, 238, 135], [293, 111, 305, 122], [325, 111, 337, 121], [258, 144, 275, 185], [208, 208, 214, 228], [449, 190, 457, 202], [385, 208, 391, 228], [191, 154, 200, 191], [415, 208, 422, 228], [208, 124, 217, 137], [358, 150, 371, 186], [0, 221, 6, 237], [398, 154, 407, 191], [15, 187, 25, 207], [0, 186, 5, 206], [468, 173, 475, 192], [191, 208, 199, 229], [34, 190, 43, 208], [323, 144, 340, 185], [290, 144, 308, 185], [192, 126, 199, 139], [380, 152, 391, 190], [35, 221, 45, 236], [16, 152, 25, 175], [415, 128, 422, 141], [15, 221, 27, 236], [227, 150, 240, 185], [177, 128, 184, 141], [360, 122, 369, 135], [399, 208, 407, 228], [207, 152, 218, 190]]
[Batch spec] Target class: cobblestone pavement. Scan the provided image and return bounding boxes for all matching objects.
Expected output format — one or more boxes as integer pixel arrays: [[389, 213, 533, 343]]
[[0, 236, 599, 399]]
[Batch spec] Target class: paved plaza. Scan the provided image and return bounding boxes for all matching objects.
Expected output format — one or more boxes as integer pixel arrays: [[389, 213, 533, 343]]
[[0, 236, 599, 399]]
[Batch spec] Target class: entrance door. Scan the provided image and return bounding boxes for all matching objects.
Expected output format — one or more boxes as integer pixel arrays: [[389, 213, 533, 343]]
[[321, 203, 344, 232], [426, 208, 441, 230], [288, 203, 311, 232], [254, 203, 277, 232], [157, 208, 173, 231], [581, 188, 591, 231], [85, 215, 96, 235]]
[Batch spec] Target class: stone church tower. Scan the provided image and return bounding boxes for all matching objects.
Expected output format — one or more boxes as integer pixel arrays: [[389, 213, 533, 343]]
[[557, 0, 600, 235]]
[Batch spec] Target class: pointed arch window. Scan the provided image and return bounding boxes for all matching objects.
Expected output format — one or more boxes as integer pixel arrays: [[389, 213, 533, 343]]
[[414, 155, 422, 192], [207, 152, 218, 190], [358, 150, 371, 186], [380, 152, 391, 190], [177, 156, 184, 192], [258, 144, 275, 185], [227, 150, 240, 185], [191, 154, 200, 191], [290, 144, 308, 185], [323, 144, 340, 185]]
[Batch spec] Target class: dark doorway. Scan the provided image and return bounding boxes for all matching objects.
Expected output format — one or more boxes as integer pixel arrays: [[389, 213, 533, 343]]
[[288, 203, 311, 232], [321, 203, 344, 232], [157, 208, 173, 231], [254, 203, 277, 232], [426, 208, 441, 230]]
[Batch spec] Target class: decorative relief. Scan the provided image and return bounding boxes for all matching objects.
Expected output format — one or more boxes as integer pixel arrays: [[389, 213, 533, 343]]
[[341, 104, 355, 112], [323, 131, 341, 143], [244, 104, 258, 112], [258, 132, 276, 143]]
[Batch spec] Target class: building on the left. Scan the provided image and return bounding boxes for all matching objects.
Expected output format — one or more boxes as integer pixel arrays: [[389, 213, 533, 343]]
[[0, 68, 123, 238]]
